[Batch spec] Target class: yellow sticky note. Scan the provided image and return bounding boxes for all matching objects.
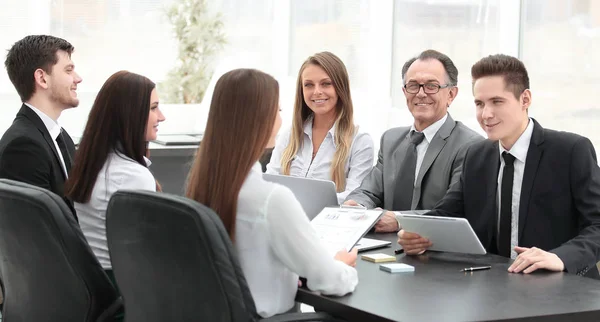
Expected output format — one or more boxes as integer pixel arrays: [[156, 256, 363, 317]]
[[361, 253, 396, 263]]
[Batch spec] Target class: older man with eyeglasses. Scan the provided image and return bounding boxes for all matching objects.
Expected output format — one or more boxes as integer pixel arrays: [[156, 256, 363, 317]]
[[344, 49, 483, 232]]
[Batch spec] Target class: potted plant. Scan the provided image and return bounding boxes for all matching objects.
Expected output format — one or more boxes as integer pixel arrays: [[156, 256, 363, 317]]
[[158, 0, 226, 134]]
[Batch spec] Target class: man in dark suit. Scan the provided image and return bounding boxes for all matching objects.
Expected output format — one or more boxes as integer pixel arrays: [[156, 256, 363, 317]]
[[0, 35, 82, 216], [399, 54, 600, 279], [345, 50, 482, 232]]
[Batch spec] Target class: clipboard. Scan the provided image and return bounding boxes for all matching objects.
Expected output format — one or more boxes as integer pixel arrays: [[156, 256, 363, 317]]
[[311, 207, 384, 254]]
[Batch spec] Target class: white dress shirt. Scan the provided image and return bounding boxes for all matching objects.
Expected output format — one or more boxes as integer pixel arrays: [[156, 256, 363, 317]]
[[409, 113, 448, 184], [76, 151, 156, 269], [24, 103, 68, 177], [236, 163, 358, 317], [497, 118, 534, 259], [266, 117, 374, 203]]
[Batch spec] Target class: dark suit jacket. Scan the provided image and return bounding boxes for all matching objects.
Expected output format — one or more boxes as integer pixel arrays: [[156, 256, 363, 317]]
[[0, 105, 76, 217], [430, 119, 600, 278], [346, 114, 483, 210]]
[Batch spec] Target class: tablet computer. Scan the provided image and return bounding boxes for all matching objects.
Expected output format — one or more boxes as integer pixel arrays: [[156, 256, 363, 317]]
[[395, 212, 486, 255]]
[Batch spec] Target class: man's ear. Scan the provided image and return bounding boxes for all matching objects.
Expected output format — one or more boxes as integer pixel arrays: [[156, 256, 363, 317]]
[[521, 89, 532, 111], [447, 86, 459, 106], [33, 68, 49, 90]]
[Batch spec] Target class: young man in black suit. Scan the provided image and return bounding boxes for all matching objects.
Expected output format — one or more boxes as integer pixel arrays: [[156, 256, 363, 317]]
[[0, 35, 82, 217], [399, 54, 600, 279]]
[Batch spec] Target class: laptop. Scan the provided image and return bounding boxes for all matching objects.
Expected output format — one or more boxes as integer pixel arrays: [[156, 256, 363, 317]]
[[262, 174, 338, 220], [152, 134, 202, 146]]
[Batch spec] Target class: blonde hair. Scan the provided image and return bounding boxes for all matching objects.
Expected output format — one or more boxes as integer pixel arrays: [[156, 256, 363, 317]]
[[280, 52, 356, 192]]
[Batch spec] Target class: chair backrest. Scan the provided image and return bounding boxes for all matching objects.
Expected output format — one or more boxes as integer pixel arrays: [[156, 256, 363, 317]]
[[106, 190, 258, 322], [0, 179, 121, 322]]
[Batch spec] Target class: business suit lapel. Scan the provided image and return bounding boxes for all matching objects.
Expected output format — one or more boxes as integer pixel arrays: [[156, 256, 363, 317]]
[[518, 119, 544, 242], [412, 115, 454, 208], [19, 105, 66, 179]]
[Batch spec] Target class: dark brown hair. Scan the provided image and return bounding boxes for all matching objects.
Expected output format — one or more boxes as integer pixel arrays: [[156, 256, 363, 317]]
[[401, 49, 458, 86], [281, 51, 356, 192], [4, 35, 74, 102], [186, 69, 279, 241], [65, 71, 155, 202], [471, 54, 530, 99]]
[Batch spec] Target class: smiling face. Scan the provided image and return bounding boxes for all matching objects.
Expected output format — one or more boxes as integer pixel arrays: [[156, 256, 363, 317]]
[[403, 59, 457, 131], [145, 88, 166, 141], [301, 64, 338, 120], [46, 50, 82, 109], [473, 75, 531, 150]]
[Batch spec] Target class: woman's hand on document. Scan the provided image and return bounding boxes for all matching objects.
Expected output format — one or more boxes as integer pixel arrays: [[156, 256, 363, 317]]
[[397, 229, 432, 255], [334, 248, 358, 267]]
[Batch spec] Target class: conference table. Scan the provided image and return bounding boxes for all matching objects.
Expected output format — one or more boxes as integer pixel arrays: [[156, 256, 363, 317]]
[[296, 233, 600, 321]]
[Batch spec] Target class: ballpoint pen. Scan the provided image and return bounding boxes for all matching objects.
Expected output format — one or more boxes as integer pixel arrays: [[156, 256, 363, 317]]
[[460, 265, 491, 272], [394, 249, 405, 255]]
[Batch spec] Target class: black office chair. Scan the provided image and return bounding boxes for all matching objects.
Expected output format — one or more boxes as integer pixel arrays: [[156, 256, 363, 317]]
[[0, 179, 122, 321], [106, 190, 344, 322]]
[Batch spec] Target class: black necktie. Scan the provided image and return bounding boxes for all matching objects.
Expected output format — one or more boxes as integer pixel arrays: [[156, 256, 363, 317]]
[[499, 152, 515, 257], [392, 130, 426, 210], [56, 129, 72, 175]]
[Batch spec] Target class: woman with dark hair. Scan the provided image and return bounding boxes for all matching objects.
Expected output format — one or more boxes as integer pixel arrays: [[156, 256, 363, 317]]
[[65, 70, 165, 276], [186, 68, 357, 318]]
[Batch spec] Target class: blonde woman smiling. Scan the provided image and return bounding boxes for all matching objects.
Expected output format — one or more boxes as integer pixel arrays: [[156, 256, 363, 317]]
[[267, 52, 374, 203]]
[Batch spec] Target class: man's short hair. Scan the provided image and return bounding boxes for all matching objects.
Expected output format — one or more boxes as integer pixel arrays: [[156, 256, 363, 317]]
[[5, 35, 74, 102], [401, 49, 458, 86], [471, 54, 530, 99]]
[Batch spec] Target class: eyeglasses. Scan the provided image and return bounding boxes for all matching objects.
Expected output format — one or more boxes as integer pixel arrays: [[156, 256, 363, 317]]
[[404, 83, 454, 94]]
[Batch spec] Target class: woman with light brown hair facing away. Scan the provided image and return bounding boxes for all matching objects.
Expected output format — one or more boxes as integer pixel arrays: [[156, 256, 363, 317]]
[[186, 68, 358, 318], [266, 51, 374, 203]]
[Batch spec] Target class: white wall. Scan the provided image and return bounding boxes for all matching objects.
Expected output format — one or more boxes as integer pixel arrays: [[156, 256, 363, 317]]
[[1, 0, 600, 154]]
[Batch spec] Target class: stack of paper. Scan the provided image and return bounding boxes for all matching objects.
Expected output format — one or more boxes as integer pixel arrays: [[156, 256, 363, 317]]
[[379, 263, 415, 273], [361, 253, 396, 263]]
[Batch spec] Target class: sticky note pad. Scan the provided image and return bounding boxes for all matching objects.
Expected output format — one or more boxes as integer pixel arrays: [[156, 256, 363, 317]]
[[361, 253, 396, 263], [379, 263, 415, 273]]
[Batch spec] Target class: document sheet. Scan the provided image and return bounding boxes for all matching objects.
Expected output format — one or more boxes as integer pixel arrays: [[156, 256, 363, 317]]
[[311, 207, 383, 254]]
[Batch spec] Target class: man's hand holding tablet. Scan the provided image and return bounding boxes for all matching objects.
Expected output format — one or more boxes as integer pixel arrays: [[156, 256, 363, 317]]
[[397, 229, 432, 255]]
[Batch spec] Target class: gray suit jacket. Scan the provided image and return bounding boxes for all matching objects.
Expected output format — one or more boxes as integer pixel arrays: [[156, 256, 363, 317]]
[[346, 114, 483, 210]]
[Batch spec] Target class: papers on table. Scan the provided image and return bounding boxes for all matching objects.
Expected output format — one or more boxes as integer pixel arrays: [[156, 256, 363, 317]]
[[311, 207, 383, 255]]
